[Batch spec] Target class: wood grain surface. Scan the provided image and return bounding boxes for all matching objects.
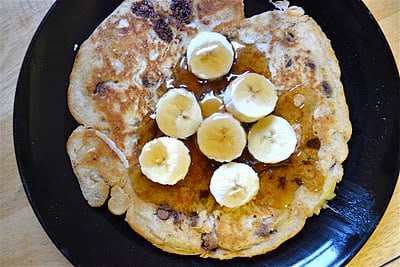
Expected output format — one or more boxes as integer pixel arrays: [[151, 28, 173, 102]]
[[0, 0, 398, 266]]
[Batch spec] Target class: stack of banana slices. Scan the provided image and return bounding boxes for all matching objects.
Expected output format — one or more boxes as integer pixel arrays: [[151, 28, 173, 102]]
[[139, 31, 297, 209]]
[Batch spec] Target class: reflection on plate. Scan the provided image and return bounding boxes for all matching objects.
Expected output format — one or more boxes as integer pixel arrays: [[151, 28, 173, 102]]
[[13, 0, 399, 266]]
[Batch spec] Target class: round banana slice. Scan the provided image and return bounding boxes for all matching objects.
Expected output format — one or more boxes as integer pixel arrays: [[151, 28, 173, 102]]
[[224, 73, 278, 123], [210, 162, 259, 208], [248, 115, 297, 163], [197, 112, 246, 162], [187, 31, 234, 80], [156, 88, 202, 139], [139, 137, 190, 185]]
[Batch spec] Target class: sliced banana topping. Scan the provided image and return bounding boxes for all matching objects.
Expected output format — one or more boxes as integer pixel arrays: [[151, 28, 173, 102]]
[[156, 88, 202, 139], [210, 162, 259, 208], [139, 137, 190, 185], [224, 73, 278, 123], [248, 115, 297, 163], [140, 36, 298, 208], [197, 112, 246, 162], [187, 31, 234, 80]]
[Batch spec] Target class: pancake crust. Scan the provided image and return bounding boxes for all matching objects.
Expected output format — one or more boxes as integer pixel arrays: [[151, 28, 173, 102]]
[[66, 0, 351, 259]]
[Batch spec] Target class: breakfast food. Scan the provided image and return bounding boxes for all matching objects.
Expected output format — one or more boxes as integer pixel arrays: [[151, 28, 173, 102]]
[[248, 115, 297, 163], [155, 88, 202, 138], [210, 162, 260, 208], [66, 0, 351, 259], [186, 31, 234, 80], [197, 112, 247, 162], [224, 73, 278, 123], [139, 136, 191, 185]]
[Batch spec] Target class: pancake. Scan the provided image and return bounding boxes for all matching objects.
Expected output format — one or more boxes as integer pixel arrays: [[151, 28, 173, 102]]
[[66, 0, 351, 259]]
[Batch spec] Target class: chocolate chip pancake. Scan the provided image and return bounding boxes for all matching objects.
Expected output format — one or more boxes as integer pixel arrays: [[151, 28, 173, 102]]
[[66, 0, 351, 259]]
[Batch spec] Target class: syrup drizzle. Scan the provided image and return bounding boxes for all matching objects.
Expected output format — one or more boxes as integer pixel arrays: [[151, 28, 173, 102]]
[[131, 42, 324, 213]]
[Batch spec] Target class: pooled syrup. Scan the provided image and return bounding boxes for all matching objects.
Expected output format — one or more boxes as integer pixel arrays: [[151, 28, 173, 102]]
[[131, 42, 324, 213]]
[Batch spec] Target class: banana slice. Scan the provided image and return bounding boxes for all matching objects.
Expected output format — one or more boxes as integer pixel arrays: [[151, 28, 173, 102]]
[[210, 162, 259, 208], [224, 73, 278, 123], [139, 137, 190, 185], [197, 112, 246, 162], [248, 115, 297, 163], [187, 31, 234, 80], [156, 88, 202, 139]]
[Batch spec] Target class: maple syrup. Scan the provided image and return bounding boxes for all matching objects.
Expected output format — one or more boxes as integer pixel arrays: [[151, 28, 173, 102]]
[[131, 42, 324, 213]]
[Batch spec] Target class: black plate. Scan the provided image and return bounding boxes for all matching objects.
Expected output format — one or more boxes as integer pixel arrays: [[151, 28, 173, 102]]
[[14, 0, 399, 266]]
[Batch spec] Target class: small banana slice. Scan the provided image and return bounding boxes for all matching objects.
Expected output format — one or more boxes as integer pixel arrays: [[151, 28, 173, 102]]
[[224, 73, 278, 123], [197, 112, 246, 162], [248, 115, 297, 163], [139, 137, 190, 185], [187, 31, 234, 80], [156, 88, 202, 139], [210, 162, 259, 208]]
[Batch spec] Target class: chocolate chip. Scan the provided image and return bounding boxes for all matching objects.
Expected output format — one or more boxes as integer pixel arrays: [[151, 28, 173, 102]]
[[285, 31, 296, 44], [189, 212, 199, 227], [255, 223, 269, 236], [306, 62, 315, 69], [201, 232, 218, 251], [94, 81, 117, 97], [286, 58, 292, 68], [94, 82, 107, 95], [322, 81, 332, 97], [131, 0, 173, 42], [142, 72, 158, 88], [120, 27, 128, 35], [131, 0, 156, 19], [306, 138, 321, 150], [156, 205, 171, 220], [153, 16, 173, 42], [172, 210, 182, 224], [170, 0, 192, 25]]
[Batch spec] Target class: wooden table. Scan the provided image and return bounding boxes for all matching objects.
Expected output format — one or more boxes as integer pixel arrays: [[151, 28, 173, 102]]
[[1, 1, 398, 266]]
